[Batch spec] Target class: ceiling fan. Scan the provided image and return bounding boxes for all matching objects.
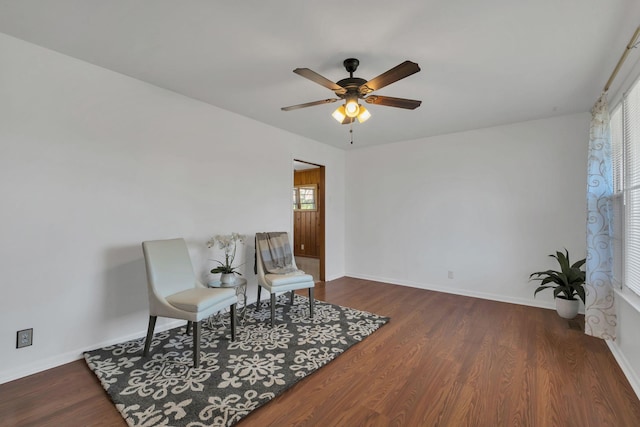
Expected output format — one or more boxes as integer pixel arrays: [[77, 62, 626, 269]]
[[281, 58, 422, 124]]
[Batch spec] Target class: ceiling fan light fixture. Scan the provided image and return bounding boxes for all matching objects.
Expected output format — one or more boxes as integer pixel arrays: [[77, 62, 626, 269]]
[[332, 105, 346, 123], [344, 98, 360, 118], [357, 106, 371, 123]]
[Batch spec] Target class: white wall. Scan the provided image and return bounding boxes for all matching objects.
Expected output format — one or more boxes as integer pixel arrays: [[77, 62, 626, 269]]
[[0, 33, 346, 383], [345, 113, 589, 307]]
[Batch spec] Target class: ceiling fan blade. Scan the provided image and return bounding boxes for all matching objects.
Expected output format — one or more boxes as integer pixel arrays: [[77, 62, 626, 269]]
[[359, 61, 420, 94], [281, 98, 339, 111], [364, 95, 422, 109], [293, 68, 347, 95]]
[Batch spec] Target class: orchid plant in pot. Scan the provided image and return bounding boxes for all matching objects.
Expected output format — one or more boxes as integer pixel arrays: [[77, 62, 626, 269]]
[[529, 249, 586, 319], [207, 233, 244, 285]]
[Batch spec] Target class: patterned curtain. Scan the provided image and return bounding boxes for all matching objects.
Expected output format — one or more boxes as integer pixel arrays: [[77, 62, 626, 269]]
[[585, 93, 617, 339]]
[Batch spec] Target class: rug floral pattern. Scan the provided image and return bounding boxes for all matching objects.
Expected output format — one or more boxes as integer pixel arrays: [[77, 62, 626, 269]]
[[85, 295, 389, 427]]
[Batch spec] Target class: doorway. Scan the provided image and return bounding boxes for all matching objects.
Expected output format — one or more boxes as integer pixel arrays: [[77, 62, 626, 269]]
[[293, 160, 325, 282]]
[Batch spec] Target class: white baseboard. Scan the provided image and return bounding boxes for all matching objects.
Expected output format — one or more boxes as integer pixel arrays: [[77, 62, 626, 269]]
[[5, 276, 632, 399], [345, 272, 559, 311], [0, 319, 183, 385], [606, 339, 640, 401], [325, 272, 345, 282]]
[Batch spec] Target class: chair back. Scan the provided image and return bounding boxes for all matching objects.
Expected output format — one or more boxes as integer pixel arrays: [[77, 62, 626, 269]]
[[142, 238, 198, 299]]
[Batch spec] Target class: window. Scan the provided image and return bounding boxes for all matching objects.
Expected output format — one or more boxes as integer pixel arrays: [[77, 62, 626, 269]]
[[292, 185, 317, 211], [611, 76, 640, 296]]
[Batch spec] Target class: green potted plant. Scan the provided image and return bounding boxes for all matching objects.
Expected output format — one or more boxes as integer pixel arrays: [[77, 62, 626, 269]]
[[207, 233, 244, 285], [529, 249, 586, 319]]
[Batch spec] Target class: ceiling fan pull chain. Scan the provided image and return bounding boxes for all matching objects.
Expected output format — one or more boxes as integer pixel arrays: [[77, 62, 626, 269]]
[[350, 122, 354, 144]]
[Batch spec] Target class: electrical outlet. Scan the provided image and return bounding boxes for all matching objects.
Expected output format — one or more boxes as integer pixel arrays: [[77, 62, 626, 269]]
[[17, 328, 33, 348], [301, 244, 304, 250], [448, 271, 454, 279]]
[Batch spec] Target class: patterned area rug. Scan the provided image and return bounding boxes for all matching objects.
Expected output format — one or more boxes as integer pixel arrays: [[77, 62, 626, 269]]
[[84, 294, 389, 427]]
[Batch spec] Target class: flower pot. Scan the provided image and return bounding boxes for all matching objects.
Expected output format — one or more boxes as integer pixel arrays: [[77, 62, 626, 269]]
[[220, 273, 237, 285], [555, 297, 579, 319]]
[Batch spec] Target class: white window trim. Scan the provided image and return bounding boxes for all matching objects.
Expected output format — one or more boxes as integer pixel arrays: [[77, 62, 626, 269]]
[[614, 285, 640, 312]]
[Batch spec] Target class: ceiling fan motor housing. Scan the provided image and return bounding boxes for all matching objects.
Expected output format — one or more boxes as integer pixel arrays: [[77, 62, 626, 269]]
[[337, 58, 368, 99], [336, 77, 367, 99]]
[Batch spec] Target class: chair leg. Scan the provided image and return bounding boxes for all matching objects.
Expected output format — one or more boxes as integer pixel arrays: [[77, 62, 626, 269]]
[[193, 321, 200, 368], [230, 303, 237, 341], [270, 293, 276, 327], [143, 316, 157, 356], [257, 286, 262, 307], [186, 321, 192, 335], [290, 290, 295, 305], [309, 288, 314, 318]]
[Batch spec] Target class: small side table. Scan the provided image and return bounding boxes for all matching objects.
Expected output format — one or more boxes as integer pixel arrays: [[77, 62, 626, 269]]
[[208, 277, 248, 323]]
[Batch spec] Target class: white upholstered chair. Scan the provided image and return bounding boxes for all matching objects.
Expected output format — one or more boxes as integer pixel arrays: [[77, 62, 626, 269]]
[[255, 232, 315, 326], [142, 238, 238, 367]]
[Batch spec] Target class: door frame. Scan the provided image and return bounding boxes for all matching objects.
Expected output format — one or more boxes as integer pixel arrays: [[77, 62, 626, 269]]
[[293, 159, 325, 281]]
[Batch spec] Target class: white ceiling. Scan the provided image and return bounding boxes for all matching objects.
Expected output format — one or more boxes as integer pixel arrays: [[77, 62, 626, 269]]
[[1, 1, 639, 150]]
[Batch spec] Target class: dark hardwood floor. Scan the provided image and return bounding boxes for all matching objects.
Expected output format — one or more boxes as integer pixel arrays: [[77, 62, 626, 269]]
[[2, 277, 640, 426]]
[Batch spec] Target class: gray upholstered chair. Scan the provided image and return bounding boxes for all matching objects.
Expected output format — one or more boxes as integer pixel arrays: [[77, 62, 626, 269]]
[[255, 232, 314, 326], [142, 238, 238, 367]]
